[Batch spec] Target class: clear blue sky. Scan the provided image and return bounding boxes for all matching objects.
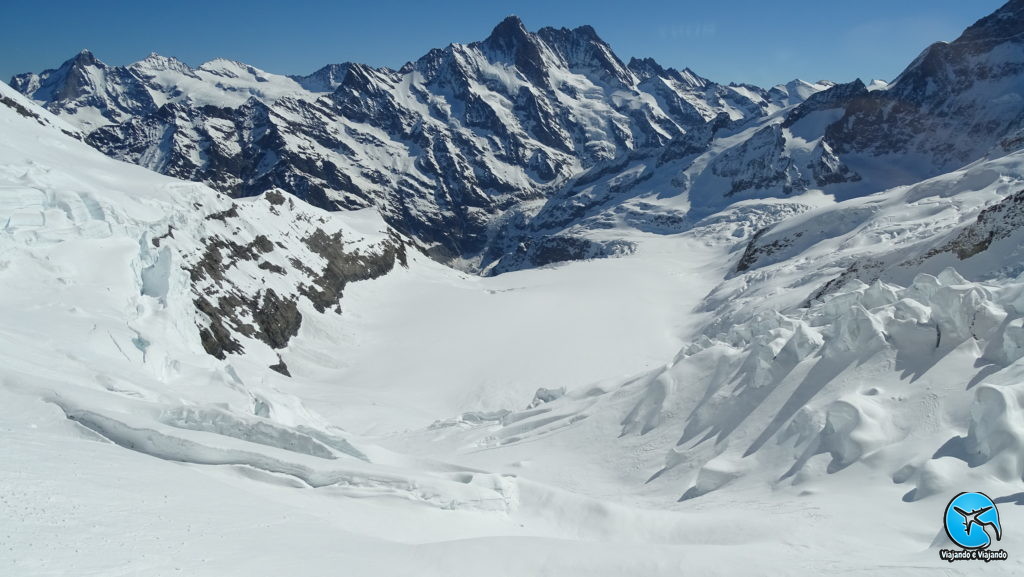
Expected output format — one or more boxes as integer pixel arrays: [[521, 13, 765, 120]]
[[1, 0, 1008, 87]]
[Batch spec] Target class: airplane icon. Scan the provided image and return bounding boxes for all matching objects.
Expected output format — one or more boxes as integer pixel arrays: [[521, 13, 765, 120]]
[[953, 505, 1002, 541]]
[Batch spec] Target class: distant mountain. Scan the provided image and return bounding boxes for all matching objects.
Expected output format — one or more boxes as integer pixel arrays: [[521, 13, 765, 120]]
[[494, 0, 1024, 273], [9, 17, 819, 271], [825, 0, 1024, 174], [11, 4, 1024, 274]]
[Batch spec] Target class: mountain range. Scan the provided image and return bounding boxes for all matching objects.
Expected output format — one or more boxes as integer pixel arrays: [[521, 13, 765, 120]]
[[9, 16, 833, 272], [14, 9, 1024, 276]]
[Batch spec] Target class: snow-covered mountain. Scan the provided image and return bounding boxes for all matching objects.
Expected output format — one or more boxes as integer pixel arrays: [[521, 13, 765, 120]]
[[10, 16, 826, 271], [477, 0, 1024, 273], [18, 6, 1024, 275], [827, 1, 1024, 175], [7, 2, 1024, 575]]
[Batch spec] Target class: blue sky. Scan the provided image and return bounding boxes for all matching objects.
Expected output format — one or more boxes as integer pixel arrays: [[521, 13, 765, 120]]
[[1, 0, 1007, 87]]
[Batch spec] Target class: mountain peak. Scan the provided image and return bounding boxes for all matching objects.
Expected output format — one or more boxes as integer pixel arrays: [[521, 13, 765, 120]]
[[292, 62, 356, 92], [486, 15, 531, 45], [571, 24, 600, 41], [133, 52, 194, 76], [71, 49, 101, 68], [478, 15, 548, 86], [197, 58, 264, 79], [628, 57, 666, 80], [498, 14, 524, 27], [139, 52, 183, 66]]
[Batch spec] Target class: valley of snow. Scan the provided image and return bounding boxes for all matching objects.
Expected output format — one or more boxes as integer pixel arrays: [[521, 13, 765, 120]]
[[5, 45, 1024, 577]]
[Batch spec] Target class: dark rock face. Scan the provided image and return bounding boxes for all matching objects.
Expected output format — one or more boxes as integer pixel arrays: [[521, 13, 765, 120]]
[[176, 193, 408, 366], [195, 293, 246, 359], [252, 289, 302, 349], [489, 234, 635, 274], [735, 228, 793, 273], [658, 114, 729, 166], [189, 227, 302, 359], [269, 356, 292, 377], [298, 228, 408, 313]]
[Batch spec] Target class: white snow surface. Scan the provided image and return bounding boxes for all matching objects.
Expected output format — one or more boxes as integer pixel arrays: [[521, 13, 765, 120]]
[[3, 81, 1024, 576]]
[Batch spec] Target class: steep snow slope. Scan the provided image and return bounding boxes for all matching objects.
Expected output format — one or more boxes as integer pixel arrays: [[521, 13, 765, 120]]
[[0, 84, 524, 571]]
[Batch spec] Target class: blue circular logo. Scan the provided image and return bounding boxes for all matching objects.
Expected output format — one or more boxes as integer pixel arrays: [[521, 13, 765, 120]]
[[944, 492, 1003, 550]]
